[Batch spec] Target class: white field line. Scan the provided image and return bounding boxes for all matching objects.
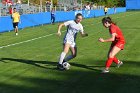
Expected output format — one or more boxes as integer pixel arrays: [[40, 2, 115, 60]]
[[0, 12, 139, 49]]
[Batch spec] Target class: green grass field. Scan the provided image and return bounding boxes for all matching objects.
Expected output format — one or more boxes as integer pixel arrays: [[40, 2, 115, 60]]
[[0, 11, 140, 93]]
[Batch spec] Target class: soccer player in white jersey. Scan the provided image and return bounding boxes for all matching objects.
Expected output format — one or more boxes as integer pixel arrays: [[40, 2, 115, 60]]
[[57, 13, 88, 70]]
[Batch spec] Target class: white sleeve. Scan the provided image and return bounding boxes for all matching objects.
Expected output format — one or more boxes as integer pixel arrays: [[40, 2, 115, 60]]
[[79, 24, 84, 33], [64, 21, 72, 26]]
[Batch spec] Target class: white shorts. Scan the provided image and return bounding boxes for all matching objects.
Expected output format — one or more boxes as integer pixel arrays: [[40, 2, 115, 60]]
[[63, 40, 76, 47]]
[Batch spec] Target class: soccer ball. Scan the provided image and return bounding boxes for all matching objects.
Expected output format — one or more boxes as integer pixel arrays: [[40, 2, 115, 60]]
[[62, 62, 71, 70]]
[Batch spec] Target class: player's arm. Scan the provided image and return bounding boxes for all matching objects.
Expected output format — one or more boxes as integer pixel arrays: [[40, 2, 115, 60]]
[[79, 25, 88, 37], [57, 23, 65, 36], [57, 21, 71, 36], [18, 15, 20, 21], [99, 33, 116, 42]]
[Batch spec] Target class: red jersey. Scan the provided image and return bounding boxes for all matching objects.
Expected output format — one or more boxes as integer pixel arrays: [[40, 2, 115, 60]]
[[9, 8, 12, 14], [109, 24, 125, 43]]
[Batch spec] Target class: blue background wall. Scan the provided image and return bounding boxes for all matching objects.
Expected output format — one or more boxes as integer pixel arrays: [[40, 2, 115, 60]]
[[126, 0, 140, 9], [0, 7, 126, 32]]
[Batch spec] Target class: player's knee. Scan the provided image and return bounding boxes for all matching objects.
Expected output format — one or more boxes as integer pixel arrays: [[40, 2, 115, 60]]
[[63, 49, 69, 54], [63, 51, 68, 54]]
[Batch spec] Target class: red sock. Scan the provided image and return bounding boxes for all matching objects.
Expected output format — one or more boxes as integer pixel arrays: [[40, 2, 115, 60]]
[[113, 57, 119, 64], [105, 58, 114, 68]]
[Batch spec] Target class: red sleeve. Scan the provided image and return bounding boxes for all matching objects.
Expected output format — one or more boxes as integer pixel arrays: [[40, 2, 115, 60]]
[[110, 25, 116, 34]]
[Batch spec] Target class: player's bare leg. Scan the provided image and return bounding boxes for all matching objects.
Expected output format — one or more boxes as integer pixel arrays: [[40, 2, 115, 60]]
[[57, 43, 70, 70], [102, 46, 121, 73], [64, 47, 77, 62], [15, 26, 18, 35]]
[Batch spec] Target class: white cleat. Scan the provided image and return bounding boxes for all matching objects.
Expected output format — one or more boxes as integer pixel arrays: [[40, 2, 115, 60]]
[[117, 61, 123, 68], [102, 69, 109, 73]]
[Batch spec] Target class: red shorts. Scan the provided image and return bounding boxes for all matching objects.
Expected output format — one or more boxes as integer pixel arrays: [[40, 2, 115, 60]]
[[111, 41, 125, 50]]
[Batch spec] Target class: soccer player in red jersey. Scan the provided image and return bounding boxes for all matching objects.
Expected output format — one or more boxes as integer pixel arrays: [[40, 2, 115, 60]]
[[99, 17, 125, 73]]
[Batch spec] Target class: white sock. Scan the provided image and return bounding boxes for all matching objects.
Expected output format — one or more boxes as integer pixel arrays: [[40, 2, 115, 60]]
[[64, 55, 74, 62], [59, 52, 66, 64]]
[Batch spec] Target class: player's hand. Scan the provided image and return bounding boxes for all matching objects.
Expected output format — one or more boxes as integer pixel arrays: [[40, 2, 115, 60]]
[[99, 38, 104, 42], [57, 32, 61, 36]]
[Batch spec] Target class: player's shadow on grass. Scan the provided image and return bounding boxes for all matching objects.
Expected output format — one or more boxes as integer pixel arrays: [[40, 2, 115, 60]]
[[1, 58, 103, 72], [70, 62, 104, 72], [2, 58, 138, 71], [0, 58, 57, 70], [0, 58, 9, 63]]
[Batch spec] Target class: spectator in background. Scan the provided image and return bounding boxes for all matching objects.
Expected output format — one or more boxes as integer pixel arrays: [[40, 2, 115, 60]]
[[104, 6, 108, 16], [85, 2, 91, 10], [114, 5, 116, 14], [90, 2, 94, 10], [51, 8, 56, 24], [6, 0, 13, 6], [64, 6, 67, 11], [9, 5, 13, 15], [12, 8, 20, 36], [16, 0, 22, 8], [2, 0, 6, 5], [17, 0, 21, 4], [46, 0, 51, 11], [84, 2, 90, 17]]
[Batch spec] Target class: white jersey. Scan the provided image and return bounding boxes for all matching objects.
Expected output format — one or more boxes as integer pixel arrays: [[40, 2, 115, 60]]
[[85, 5, 90, 10], [63, 20, 84, 47]]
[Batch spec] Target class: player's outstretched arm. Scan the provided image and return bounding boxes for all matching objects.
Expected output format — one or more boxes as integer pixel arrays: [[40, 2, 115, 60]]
[[57, 23, 65, 36], [99, 33, 116, 42]]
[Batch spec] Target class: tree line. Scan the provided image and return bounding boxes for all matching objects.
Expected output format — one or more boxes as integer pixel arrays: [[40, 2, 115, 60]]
[[87, 0, 125, 7], [22, 0, 125, 7]]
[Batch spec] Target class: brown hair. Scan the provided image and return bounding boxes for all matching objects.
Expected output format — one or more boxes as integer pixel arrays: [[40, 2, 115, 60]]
[[76, 13, 83, 19], [102, 17, 116, 25]]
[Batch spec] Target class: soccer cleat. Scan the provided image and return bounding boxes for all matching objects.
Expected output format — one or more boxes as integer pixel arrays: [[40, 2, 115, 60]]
[[102, 69, 109, 73], [57, 64, 65, 70], [117, 61, 123, 68]]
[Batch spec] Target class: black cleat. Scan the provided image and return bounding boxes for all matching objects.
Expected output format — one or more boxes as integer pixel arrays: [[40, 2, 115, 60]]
[[57, 64, 65, 70], [63, 60, 66, 63]]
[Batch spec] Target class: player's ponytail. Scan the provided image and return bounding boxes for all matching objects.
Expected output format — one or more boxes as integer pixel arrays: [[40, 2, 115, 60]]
[[102, 17, 116, 25]]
